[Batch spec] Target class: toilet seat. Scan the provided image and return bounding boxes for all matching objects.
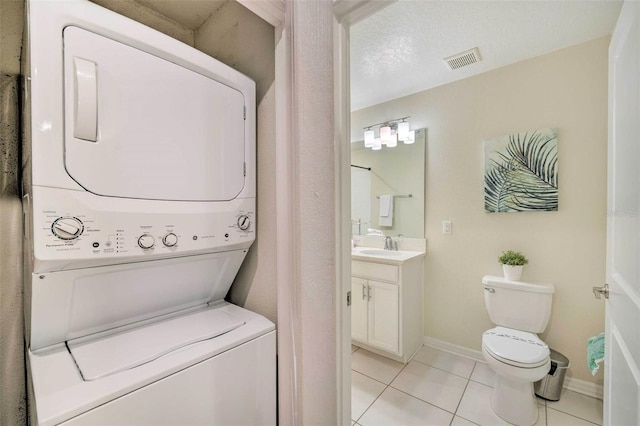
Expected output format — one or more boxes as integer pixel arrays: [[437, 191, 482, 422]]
[[482, 327, 549, 368]]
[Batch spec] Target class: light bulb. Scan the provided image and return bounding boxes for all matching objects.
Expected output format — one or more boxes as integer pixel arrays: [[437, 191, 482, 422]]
[[398, 122, 410, 141], [380, 126, 391, 145], [364, 130, 375, 147], [372, 138, 382, 150]]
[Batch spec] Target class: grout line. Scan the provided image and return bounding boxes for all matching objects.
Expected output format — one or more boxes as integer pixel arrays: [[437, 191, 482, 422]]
[[410, 357, 476, 380], [350, 365, 400, 387], [351, 369, 388, 387], [353, 361, 409, 424], [451, 363, 473, 418], [387, 385, 459, 416], [546, 406, 602, 426], [454, 414, 482, 426]]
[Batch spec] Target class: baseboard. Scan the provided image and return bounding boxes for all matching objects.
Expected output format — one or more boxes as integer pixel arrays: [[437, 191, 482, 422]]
[[423, 336, 484, 363], [423, 336, 603, 400], [564, 376, 604, 400]]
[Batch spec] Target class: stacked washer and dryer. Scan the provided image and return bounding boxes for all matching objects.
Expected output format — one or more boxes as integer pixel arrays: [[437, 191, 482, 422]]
[[22, 1, 275, 424]]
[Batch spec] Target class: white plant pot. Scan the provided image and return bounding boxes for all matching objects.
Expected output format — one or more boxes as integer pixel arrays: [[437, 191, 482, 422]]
[[502, 265, 523, 281]]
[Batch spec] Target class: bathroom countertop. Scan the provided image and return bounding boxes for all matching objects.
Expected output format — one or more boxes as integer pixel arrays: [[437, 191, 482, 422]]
[[351, 246, 425, 264]]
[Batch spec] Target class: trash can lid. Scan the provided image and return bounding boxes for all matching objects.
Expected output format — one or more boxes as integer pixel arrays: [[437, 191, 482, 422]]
[[549, 349, 570, 367]]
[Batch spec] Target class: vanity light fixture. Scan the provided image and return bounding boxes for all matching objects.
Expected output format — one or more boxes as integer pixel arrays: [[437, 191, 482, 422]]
[[362, 116, 413, 150]]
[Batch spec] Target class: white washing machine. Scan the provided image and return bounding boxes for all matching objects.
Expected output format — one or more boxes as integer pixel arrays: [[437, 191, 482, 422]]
[[22, 1, 275, 424]]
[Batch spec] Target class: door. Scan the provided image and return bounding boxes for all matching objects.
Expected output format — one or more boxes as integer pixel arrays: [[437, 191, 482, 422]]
[[367, 280, 399, 354], [351, 277, 368, 342], [604, 2, 640, 425], [63, 26, 246, 202]]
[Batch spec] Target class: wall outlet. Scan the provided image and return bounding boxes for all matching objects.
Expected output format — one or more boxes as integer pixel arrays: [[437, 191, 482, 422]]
[[442, 221, 452, 234]]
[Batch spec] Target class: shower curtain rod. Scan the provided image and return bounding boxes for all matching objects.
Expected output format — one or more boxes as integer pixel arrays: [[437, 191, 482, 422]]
[[376, 194, 413, 199], [350, 164, 371, 171]]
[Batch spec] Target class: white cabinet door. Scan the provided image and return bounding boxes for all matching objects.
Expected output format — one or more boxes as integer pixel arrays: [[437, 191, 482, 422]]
[[367, 280, 399, 354], [351, 277, 369, 343]]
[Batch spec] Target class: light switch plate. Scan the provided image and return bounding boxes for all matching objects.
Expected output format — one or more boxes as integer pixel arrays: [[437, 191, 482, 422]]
[[442, 221, 452, 234]]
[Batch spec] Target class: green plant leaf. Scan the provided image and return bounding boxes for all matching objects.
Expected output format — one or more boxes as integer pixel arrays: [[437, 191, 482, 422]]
[[484, 130, 558, 212]]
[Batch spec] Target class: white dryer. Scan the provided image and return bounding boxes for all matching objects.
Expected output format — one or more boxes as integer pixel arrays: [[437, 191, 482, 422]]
[[22, 1, 275, 424]]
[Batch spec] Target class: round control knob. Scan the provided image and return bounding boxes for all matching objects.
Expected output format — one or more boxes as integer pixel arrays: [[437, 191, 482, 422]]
[[138, 234, 155, 249], [237, 215, 251, 231], [162, 233, 178, 247], [51, 217, 84, 240]]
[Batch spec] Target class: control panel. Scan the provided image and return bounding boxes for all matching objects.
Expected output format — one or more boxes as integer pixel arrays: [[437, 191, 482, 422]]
[[32, 188, 255, 270]]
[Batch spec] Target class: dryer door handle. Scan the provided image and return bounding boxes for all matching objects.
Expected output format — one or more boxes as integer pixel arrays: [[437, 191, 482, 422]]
[[73, 57, 98, 142]]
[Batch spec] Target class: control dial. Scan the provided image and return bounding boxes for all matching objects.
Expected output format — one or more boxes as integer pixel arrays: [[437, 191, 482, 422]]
[[162, 233, 178, 247], [138, 234, 155, 249], [237, 214, 251, 231], [51, 217, 84, 240]]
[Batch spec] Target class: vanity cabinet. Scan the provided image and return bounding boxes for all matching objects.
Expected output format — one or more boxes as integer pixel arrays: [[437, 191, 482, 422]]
[[351, 255, 424, 363], [351, 277, 399, 353]]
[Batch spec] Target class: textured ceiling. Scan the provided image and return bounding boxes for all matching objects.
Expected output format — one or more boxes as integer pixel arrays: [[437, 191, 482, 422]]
[[350, 0, 623, 111], [136, 0, 227, 30]]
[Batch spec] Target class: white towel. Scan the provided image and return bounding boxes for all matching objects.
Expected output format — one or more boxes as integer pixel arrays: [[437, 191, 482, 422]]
[[378, 195, 394, 227]]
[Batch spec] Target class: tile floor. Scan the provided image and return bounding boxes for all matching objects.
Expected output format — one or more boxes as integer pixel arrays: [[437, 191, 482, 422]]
[[351, 345, 604, 426]]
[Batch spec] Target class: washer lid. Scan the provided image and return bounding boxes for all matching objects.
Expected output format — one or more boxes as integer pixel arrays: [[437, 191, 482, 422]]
[[68, 307, 245, 381], [482, 327, 549, 366]]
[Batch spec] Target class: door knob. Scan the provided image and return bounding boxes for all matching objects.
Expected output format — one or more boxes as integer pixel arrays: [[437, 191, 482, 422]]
[[593, 284, 609, 299]]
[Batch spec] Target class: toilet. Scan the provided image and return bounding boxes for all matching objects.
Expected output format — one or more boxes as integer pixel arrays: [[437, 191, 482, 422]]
[[481, 275, 555, 426]]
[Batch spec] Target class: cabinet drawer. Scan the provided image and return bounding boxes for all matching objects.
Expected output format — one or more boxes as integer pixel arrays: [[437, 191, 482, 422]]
[[352, 261, 398, 282]]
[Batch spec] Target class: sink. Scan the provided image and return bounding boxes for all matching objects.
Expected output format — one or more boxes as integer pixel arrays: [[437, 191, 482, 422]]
[[358, 249, 403, 257]]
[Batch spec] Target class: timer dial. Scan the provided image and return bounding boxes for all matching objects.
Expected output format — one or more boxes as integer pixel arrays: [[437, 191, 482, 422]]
[[51, 217, 84, 240], [162, 233, 178, 247], [237, 215, 251, 231], [138, 234, 155, 249]]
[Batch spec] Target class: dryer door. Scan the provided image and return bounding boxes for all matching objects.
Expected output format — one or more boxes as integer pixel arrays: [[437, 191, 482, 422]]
[[63, 26, 246, 201]]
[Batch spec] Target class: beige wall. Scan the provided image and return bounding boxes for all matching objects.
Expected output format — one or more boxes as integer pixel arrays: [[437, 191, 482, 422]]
[[352, 37, 609, 385], [195, 1, 275, 103], [91, 0, 195, 46], [195, 1, 276, 323]]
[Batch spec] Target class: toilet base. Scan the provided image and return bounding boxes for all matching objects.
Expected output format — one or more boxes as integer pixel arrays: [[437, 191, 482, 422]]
[[491, 375, 539, 426]]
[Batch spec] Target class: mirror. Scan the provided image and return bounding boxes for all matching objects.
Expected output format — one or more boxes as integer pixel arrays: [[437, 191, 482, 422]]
[[350, 128, 426, 238]]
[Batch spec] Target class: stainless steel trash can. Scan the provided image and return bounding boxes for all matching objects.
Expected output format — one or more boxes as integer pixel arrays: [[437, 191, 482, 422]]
[[534, 349, 570, 401]]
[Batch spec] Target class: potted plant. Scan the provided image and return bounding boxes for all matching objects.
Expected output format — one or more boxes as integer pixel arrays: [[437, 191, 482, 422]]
[[498, 250, 528, 281]]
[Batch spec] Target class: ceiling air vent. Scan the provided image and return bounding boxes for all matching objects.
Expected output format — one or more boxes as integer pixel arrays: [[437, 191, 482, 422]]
[[443, 47, 482, 70]]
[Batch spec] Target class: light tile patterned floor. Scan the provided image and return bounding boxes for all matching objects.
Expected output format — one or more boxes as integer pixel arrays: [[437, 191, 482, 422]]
[[351, 346, 604, 426]]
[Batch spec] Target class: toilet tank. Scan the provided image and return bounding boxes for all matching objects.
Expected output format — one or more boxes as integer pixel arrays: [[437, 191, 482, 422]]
[[482, 275, 554, 333]]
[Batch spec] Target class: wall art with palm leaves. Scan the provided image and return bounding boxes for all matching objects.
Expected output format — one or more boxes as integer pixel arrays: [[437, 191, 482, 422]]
[[484, 128, 558, 213]]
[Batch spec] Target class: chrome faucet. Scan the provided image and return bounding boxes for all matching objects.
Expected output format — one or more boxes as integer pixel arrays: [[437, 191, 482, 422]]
[[384, 236, 392, 250], [384, 236, 397, 251]]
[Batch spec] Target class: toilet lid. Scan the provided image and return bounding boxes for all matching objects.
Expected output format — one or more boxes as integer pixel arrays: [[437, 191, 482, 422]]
[[483, 327, 549, 367]]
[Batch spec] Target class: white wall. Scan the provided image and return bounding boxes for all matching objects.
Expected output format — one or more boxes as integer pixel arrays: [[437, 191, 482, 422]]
[[288, 1, 338, 421], [351, 37, 609, 385]]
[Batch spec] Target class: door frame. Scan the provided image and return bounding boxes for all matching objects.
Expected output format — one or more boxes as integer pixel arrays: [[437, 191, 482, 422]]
[[238, 1, 396, 423]]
